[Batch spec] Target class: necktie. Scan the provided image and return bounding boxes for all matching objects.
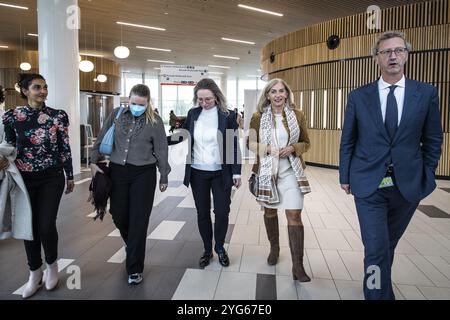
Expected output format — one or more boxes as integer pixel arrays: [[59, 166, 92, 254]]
[[385, 85, 398, 140]]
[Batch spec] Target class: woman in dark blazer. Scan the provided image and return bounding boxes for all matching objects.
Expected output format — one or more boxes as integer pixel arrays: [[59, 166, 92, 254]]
[[170, 78, 241, 268]]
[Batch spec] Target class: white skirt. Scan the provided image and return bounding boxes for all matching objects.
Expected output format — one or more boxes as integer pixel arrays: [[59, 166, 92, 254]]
[[261, 159, 304, 210]]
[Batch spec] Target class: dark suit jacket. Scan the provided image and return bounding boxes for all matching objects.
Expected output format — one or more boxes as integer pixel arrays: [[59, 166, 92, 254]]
[[339, 78, 443, 203], [169, 107, 242, 189]]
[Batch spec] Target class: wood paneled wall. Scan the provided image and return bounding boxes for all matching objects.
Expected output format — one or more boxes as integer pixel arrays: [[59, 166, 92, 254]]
[[262, 0, 450, 177], [0, 51, 121, 108]]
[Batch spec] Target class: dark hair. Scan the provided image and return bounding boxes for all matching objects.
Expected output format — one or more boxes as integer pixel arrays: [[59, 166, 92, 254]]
[[18, 73, 46, 99], [0, 85, 5, 104], [193, 78, 229, 114]]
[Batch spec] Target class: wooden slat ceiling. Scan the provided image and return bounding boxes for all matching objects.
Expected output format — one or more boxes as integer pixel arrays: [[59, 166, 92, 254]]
[[0, 0, 421, 77]]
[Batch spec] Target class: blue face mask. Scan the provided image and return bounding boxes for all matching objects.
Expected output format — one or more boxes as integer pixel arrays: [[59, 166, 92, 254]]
[[129, 103, 147, 117]]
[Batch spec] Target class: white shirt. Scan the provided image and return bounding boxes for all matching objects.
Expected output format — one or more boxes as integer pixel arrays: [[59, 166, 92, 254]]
[[192, 106, 222, 171], [378, 75, 405, 126]]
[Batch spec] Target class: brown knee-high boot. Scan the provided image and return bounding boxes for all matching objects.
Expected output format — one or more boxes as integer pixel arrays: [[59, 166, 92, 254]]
[[288, 225, 311, 282], [263, 215, 280, 265]]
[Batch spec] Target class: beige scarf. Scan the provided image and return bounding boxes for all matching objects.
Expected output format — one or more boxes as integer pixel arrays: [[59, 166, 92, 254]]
[[257, 105, 311, 204]]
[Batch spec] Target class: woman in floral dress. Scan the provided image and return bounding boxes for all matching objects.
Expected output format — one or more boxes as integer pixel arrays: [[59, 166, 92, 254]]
[[2, 73, 74, 299]]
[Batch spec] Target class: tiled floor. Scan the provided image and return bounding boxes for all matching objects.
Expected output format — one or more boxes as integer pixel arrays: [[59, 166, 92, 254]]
[[1, 140, 450, 300]]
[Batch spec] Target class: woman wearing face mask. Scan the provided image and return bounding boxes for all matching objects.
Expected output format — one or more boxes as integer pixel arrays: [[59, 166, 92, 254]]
[[247, 78, 311, 282], [2, 73, 75, 298], [90, 84, 170, 285]]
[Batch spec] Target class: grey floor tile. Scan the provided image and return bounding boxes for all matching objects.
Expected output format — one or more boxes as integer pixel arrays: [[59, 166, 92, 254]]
[[171, 241, 204, 268], [152, 266, 190, 300], [418, 205, 450, 219], [89, 267, 138, 299], [255, 274, 277, 300], [224, 224, 235, 244], [146, 240, 185, 267], [77, 236, 125, 262], [440, 188, 450, 194]]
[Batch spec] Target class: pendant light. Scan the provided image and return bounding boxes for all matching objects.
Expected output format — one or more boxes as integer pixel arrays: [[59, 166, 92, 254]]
[[114, 23, 130, 59], [79, 22, 95, 72], [19, 25, 31, 71], [97, 30, 107, 82]]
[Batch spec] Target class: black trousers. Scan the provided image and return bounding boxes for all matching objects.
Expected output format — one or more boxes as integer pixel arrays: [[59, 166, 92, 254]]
[[190, 168, 232, 254], [22, 169, 65, 271], [109, 163, 156, 275]]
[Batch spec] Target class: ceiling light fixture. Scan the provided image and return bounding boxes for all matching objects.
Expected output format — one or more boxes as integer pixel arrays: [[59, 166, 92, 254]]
[[20, 62, 31, 71], [0, 2, 28, 10], [79, 21, 95, 72], [208, 65, 230, 69], [116, 21, 165, 31], [0, 45, 9, 49], [79, 60, 94, 72], [221, 37, 255, 45], [213, 55, 240, 60], [136, 46, 171, 52], [27, 33, 38, 37], [97, 74, 107, 82], [147, 59, 174, 64], [114, 23, 130, 59], [237, 4, 283, 17], [97, 30, 107, 83]]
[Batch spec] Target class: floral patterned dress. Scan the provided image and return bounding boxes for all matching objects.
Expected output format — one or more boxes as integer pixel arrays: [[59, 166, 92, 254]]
[[2, 104, 73, 180]]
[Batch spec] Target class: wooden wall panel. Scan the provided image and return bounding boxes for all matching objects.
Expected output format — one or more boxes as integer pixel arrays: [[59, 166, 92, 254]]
[[263, 0, 450, 177]]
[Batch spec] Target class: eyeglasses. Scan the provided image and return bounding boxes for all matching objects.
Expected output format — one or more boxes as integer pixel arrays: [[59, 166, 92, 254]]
[[377, 47, 408, 57], [197, 97, 215, 103]]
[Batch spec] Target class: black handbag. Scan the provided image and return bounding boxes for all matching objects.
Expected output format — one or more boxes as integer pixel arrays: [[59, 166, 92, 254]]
[[248, 172, 259, 197]]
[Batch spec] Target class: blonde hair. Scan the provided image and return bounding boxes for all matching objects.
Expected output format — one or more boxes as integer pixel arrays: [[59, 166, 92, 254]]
[[129, 84, 157, 124], [257, 78, 296, 113]]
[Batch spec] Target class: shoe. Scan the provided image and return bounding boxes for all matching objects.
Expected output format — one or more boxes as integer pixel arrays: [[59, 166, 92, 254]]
[[216, 249, 230, 267], [199, 252, 213, 269], [128, 273, 143, 285], [44, 261, 59, 291], [22, 268, 43, 299]]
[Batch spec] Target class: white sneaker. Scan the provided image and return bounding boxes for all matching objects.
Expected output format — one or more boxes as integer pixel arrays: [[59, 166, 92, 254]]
[[128, 273, 143, 285], [22, 268, 43, 299], [44, 261, 59, 291]]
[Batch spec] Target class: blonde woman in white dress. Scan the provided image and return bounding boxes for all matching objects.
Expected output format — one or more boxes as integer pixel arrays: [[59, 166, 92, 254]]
[[248, 78, 311, 282]]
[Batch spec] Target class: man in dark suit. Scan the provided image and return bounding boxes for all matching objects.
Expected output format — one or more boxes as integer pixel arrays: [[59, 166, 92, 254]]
[[339, 31, 443, 300]]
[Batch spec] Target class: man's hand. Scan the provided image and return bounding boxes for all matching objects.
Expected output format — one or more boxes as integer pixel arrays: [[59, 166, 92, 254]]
[[233, 178, 242, 189], [341, 184, 351, 195], [0, 156, 9, 171]]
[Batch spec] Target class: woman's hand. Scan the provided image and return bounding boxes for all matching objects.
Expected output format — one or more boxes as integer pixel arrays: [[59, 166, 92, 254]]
[[266, 145, 279, 157], [159, 183, 168, 192], [90, 163, 104, 177], [279, 146, 295, 158], [0, 156, 9, 171], [65, 180, 75, 194]]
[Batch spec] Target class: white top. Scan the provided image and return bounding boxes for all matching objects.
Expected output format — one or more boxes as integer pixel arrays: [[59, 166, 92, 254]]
[[192, 106, 222, 171], [378, 75, 405, 126], [273, 113, 291, 174]]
